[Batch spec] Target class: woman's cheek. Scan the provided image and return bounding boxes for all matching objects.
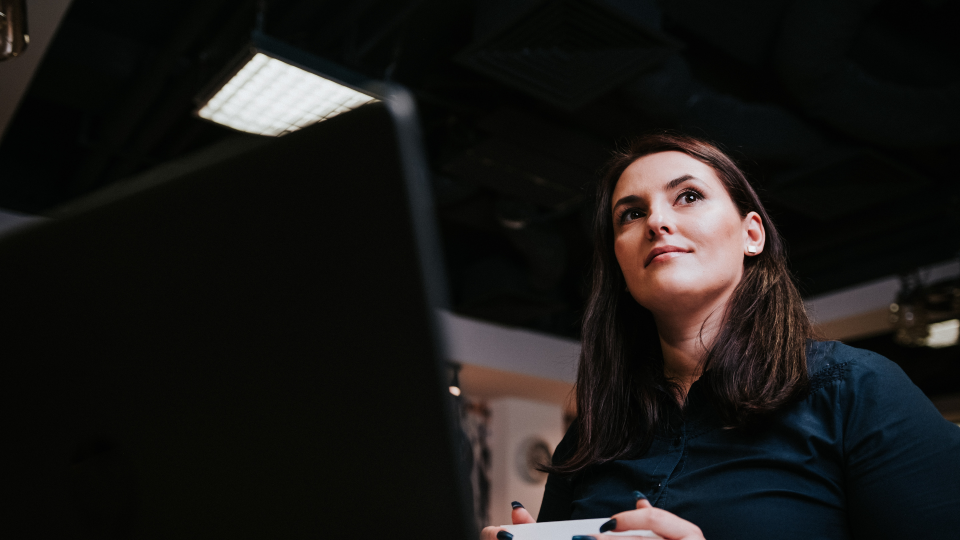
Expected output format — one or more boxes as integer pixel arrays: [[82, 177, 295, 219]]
[[613, 239, 630, 272]]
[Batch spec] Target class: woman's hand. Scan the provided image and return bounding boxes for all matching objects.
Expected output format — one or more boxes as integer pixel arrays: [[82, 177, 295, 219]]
[[578, 492, 705, 540], [479, 501, 535, 540]]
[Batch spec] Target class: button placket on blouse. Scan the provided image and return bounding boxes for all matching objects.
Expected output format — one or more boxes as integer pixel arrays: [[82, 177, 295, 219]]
[[649, 421, 687, 506]]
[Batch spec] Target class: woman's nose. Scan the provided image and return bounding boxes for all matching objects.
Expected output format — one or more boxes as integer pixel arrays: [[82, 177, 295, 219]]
[[645, 206, 673, 239]]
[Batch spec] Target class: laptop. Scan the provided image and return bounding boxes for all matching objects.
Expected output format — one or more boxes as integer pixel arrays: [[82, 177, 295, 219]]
[[0, 88, 475, 539]]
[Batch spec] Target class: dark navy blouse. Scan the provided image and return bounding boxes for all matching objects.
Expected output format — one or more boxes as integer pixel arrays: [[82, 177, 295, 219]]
[[538, 341, 960, 539]]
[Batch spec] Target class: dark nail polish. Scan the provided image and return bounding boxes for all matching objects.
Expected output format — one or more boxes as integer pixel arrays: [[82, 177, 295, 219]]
[[572, 536, 597, 540], [633, 490, 647, 501], [497, 531, 514, 540], [511, 501, 524, 509], [599, 518, 617, 533]]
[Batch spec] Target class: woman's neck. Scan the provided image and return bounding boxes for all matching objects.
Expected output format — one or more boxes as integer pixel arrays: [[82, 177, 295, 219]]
[[654, 297, 728, 402]]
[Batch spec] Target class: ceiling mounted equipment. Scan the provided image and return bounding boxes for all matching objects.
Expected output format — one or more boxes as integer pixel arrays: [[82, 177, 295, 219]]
[[0, 0, 29, 61], [890, 272, 960, 349], [457, 0, 680, 110], [195, 31, 379, 137]]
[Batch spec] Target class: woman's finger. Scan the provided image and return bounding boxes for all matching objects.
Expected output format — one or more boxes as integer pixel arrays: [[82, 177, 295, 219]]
[[567, 492, 663, 540], [634, 490, 653, 510], [572, 536, 656, 540], [597, 507, 704, 540], [480, 526, 513, 540], [511, 501, 536, 524]]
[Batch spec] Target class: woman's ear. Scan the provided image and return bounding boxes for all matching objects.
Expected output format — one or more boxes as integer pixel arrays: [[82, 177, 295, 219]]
[[743, 211, 765, 256]]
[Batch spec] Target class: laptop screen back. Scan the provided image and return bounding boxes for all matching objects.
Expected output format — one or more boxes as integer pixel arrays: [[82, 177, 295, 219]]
[[1, 100, 473, 539]]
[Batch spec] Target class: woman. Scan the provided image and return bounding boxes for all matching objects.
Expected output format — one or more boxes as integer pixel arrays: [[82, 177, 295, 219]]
[[481, 133, 960, 540]]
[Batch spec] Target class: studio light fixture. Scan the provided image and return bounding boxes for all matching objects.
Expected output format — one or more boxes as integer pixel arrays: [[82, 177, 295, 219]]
[[195, 31, 379, 137]]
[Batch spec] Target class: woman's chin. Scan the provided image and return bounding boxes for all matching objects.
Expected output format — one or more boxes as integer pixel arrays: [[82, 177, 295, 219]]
[[633, 280, 727, 314]]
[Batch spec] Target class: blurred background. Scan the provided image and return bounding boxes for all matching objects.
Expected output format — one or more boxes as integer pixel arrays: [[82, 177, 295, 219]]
[[1, 0, 958, 529]]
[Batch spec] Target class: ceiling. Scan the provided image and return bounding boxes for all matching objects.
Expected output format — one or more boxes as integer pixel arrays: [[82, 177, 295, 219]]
[[1, 0, 958, 353]]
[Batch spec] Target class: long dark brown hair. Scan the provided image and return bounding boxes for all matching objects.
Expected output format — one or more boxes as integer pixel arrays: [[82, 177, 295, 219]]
[[550, 132, 816, 475]]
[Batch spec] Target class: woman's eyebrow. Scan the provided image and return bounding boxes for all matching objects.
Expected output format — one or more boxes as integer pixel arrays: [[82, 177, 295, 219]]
[[665, 174, 696, 190], [612, 194, 641, 210]]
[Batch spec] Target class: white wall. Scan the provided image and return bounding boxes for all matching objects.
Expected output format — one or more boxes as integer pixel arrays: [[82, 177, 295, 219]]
[[440, 310, 579, 383], [487, 397, 564, 527]]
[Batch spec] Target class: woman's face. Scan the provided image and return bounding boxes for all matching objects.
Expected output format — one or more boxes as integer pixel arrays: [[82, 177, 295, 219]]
[[611, 151, 763, 316]]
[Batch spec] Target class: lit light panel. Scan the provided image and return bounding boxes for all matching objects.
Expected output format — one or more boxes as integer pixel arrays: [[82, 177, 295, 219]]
[[197, 52, 378, 137], [925, 318, 959, 349]]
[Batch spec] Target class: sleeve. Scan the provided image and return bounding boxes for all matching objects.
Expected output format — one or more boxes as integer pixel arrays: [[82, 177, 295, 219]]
[[537, 421, 579, 522], [840, 351, 960, 539]]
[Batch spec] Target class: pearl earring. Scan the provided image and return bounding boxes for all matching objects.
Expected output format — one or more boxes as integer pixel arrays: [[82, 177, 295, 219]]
[[747, 246, 757, 254]]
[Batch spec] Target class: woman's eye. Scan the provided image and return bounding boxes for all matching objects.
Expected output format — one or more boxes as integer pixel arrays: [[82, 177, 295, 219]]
[[620, 208, 645, 223], [677, 190, 703, 205]]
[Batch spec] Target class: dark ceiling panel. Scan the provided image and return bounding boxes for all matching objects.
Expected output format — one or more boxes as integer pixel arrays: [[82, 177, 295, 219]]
[[768, 149, 930, 222], [457, 0, 679, 109]]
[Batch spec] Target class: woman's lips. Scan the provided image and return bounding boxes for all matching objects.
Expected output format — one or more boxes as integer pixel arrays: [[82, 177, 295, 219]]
[[644, 246, 688, 267]]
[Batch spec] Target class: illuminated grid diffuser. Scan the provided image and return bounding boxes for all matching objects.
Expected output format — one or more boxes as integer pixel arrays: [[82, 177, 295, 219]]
[[196, 33, 379, 136]]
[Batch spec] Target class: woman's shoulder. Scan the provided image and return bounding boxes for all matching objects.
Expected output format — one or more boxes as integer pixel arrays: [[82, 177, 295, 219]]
[[805, 339, 911, 393], [803, 340, 946, 424]]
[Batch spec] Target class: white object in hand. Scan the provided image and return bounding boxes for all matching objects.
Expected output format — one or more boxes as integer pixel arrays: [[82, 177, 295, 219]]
[[501, 518, 663, 539]]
